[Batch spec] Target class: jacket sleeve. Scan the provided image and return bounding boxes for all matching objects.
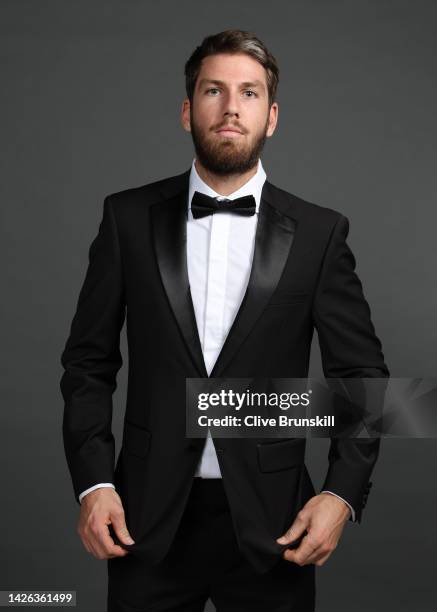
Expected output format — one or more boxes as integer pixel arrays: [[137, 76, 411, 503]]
[[312, 214, 389, 522], [60, 196, 126, 504]]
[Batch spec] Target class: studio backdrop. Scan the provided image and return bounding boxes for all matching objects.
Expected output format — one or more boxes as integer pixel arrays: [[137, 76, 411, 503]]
[[1, 1, 436, 611]]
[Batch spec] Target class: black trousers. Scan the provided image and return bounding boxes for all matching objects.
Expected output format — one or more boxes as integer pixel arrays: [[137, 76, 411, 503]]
[[107, 478, 315, 611]]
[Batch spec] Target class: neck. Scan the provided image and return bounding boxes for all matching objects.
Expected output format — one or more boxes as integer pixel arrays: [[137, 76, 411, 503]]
[[194, 159, 258, 196]]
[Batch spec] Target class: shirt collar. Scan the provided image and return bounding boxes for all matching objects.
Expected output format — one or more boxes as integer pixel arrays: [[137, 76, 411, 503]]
[[188, 157, 267, 218]]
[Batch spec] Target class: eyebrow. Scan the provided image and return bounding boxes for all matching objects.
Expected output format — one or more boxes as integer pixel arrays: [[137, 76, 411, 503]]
[[198, 78, 265, 91]]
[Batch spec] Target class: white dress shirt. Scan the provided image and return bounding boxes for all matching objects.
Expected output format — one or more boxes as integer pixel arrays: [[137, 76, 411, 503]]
[[188, 157, 265, 478], [78, 157, 355, 521]]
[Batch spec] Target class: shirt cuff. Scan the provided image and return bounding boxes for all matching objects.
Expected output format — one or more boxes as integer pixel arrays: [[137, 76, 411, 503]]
[[78, 483, 115, 504], [321, 490, 356, 522]]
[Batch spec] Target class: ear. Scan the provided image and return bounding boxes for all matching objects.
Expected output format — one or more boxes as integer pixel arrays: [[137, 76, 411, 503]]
[[266, 102, 279, 138], [181, 98, 191, 133]]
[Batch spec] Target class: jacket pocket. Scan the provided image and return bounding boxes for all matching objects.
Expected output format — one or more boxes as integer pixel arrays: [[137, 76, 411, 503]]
[[123, 421, 152, 459], [257, 438, 305, 473]]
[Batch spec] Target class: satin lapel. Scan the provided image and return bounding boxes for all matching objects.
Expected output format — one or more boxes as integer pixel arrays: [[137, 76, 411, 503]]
[[151, 187, 209, 378], [209, 183, 297, 378]]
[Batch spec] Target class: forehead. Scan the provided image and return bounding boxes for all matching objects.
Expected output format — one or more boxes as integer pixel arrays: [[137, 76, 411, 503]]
[[197, 53, 267, 88]]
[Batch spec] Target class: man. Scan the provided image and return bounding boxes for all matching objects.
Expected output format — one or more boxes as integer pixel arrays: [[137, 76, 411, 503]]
[[60, 29, 389, 611]]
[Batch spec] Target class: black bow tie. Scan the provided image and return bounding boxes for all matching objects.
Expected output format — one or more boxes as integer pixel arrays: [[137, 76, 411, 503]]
[[190, 191, 256, 220]]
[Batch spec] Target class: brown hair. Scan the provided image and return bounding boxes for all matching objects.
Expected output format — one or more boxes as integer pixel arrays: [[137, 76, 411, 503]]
[[184, 29, 279, 108]]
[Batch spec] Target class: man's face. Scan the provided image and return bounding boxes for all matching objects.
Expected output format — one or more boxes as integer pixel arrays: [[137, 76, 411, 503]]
[[181, 53, 278, 175]]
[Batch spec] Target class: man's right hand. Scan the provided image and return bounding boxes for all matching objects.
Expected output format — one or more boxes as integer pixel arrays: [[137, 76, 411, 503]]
[[77, 488, 135, 559]]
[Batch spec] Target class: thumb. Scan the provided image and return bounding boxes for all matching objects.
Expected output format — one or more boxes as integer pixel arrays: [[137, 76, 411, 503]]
[[111, 509, 135, 545], [276, 512, 308, 545]]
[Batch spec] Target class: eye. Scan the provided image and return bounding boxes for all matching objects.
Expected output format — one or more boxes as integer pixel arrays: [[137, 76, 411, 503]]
[[205, 88, 258, 97]]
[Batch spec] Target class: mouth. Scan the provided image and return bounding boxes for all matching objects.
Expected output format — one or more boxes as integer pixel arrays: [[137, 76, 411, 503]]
[[215, 127, 244, 138]]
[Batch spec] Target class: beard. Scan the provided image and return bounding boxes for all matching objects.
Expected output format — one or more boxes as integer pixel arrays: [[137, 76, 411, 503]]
[[190, 110, 269, 176]]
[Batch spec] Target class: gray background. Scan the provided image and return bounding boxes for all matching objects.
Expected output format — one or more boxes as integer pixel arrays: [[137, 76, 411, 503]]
[[1, 0, 436, 610]]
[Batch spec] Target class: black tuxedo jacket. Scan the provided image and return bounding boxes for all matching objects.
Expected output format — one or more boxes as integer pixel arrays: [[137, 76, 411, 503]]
[[60, 168, 389, 574]]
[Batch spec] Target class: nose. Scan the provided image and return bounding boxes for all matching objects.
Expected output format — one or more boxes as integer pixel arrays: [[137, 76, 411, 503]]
[[222, 90, 240, 118]]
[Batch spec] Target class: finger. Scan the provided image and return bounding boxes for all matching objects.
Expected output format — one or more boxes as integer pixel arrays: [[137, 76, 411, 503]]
[[78, 526, 95, 556], [95, 525, 129, 558], [283, 534, 320, 566], [288, 546, 325, 567], [111, 509, 135, 545], [85, 523, 124, 560], [88, 535, 126, 560], [81, 538, 92, 555], [276, 512, 308, 545], [107, 549, 129, 559], [314, 550, 332, 567], [86, 537, 102, 560]]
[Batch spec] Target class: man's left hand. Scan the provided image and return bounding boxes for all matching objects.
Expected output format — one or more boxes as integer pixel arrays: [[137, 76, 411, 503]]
[[276, 493, 351, 567]]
